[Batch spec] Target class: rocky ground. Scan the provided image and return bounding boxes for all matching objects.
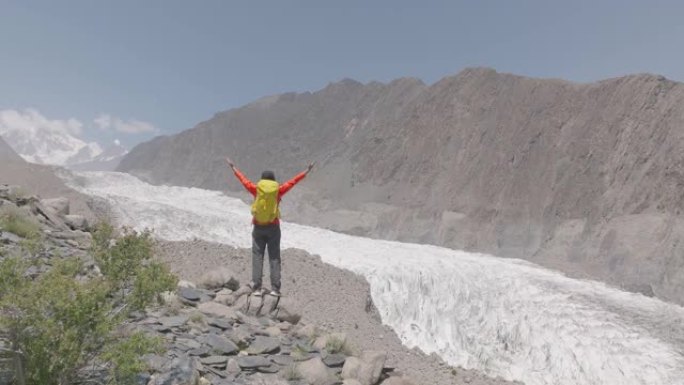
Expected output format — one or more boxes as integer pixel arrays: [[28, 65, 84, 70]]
[[155, 240, 518, 385], [0, 182, 518, 385]]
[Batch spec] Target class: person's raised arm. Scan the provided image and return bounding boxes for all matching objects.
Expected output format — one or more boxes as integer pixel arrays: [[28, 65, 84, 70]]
[[225, 157, 256, 196], [279, 162, 315, 196]]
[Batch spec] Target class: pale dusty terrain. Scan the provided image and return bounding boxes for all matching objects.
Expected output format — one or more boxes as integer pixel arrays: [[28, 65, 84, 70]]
[[156, 239, 519, 385]]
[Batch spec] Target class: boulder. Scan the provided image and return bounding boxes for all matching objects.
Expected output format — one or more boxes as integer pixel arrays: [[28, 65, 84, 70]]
[[244, 374, 289, 385], [357, 351, 387, 385], [158, 315, 189, 329], [322, 353, 347, 368], [380, 377, 416, 385], [246, 336, 280, 355], [227, 358, 241, 374], [270, 355, 294, 366], [150, 355, 199, 385], [297, 357, 332, 385], [198, 301, 237, 320], [203, 334, 238, 355], [207, 317, 232, 330], [200, 355, 228, 368], [341, 357, 362, 381], [31, 201, 68, 230], [0, 185, 24, 201], [178, 287, 202, 302], [237, 356, 271, 369], [40, 197, 69, 216], [197, 267, 240, 290], [64, 214, 88, 231], [214, 288, 236, 305], [343, 380, 363, 385]]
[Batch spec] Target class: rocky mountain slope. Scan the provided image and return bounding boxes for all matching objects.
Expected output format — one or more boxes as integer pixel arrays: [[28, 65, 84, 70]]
[[0, 135, 95, 219], [0, 136, 23, 164], [69, 140, 129, 171], [118, 68, 684, 305], [0, 112, 103, 166]]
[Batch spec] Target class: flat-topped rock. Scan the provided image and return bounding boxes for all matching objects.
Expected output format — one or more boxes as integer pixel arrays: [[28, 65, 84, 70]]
[[323, 353, 347, 367], [237, 356, 271, 369], [246, 336, 280, 355], [200, 355, 228, 367], [207, 318, 232, 330], [178, 287, 202, 302], [158, 315, 189, 328], [203, 334, 238, 355]]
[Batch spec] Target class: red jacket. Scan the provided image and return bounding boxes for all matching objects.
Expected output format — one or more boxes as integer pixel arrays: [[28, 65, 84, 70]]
[[232, 167, 307, 225]]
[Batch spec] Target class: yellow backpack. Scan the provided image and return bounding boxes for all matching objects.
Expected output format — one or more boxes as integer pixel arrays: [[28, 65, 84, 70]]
[[251, 179, 280, 224]]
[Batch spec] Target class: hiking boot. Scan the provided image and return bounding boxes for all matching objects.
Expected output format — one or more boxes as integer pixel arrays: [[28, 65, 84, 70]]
[[253, 288, 267, 297]]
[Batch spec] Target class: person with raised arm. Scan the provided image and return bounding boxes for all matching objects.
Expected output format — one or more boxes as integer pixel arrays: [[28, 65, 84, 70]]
[[225, 157, 314, 297]]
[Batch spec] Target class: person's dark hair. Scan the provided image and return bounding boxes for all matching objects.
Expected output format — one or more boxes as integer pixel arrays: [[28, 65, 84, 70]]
[[261, 170, 276, 181]]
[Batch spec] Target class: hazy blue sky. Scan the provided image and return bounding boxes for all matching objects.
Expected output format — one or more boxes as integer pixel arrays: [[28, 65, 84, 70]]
[[1, 0, 683, 147]]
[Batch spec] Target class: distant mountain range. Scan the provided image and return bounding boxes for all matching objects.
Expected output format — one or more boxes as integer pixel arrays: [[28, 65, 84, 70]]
[[114, 68, 684, 306], [0, 124, 128, 171], [0, 135, 24, 164], [68, 141, 129, 171]]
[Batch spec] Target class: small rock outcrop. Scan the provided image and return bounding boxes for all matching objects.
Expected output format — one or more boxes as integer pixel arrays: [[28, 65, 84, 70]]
[[128, 277, 409, 385]]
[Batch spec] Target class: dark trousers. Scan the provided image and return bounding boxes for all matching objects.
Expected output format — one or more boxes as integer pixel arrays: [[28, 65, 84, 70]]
[[251, 223, 281, 291]]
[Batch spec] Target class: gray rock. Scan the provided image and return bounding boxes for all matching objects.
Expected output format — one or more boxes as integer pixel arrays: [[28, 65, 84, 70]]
[[197, 267, 240, 290], [343, 380, 363, 385], [143, 354, 167, 372], [208, 318, 233, 330], [179, 287, 202, 302], [40, 197, 69, 216], [198, 301, 237, 319], [228, 325, 252, 346], [188, 346, 210, 357], [0, 231, 21, 244], [246, 336, 280, 355], [31, 202, 68, 230], [357, 351, 387, 385], [201, 355, 229, 367], [297, 357, 331, 385], [136, 373, 151, 385], [151, 355, 199, 385], [380, 377, 416, 385], [64, 214, 88, 231], [237, 356, 271, 369], [175, 338, 201, 351], [270, 355, 294, 366], [227, 358, 241, 374], [256, 364, 280, 374], [203, 334, 238, 355], [158, 315, 189, 328], [323, 353, 347, 368], [341, 357, 362, 382]]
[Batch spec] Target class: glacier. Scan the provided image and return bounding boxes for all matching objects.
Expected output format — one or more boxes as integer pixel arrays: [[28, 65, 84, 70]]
[[64, 171, 684, 385]]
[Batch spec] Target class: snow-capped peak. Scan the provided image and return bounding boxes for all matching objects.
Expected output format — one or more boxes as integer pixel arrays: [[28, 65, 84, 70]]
[[0, 109, 103, 166]]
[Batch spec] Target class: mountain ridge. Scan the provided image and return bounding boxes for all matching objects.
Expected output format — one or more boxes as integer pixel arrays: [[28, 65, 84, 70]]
[[117, 67, 684, 305]]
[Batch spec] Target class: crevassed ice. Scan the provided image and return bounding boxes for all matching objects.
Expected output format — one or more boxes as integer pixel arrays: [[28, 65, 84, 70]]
[[64, 171, 684, 385]]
